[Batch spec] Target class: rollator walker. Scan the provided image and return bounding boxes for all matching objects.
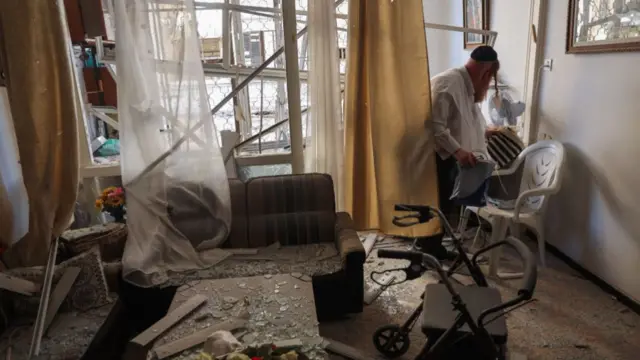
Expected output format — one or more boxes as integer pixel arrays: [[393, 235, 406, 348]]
[[371, 204, 537, 360]]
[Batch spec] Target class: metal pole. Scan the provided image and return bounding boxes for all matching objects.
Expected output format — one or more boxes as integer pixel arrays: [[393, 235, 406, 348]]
[[258, 31, 265, 154], [222, 0, 231, 68], [281, 0, 303, 173]]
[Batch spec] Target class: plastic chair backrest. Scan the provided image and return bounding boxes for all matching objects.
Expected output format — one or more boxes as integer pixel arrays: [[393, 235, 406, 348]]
[[517, 140, 565, 211]]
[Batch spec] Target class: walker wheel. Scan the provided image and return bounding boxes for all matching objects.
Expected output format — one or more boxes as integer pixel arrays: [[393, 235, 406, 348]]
[[373, 324, 410, 358]]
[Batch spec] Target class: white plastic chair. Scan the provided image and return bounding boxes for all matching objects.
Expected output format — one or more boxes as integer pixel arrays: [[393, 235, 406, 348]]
[[459, 140, 565, 276]]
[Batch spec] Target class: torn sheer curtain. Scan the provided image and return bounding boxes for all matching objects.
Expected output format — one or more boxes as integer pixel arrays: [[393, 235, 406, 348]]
[[305, 0, 345, 210], [115, 0, 232, 287]]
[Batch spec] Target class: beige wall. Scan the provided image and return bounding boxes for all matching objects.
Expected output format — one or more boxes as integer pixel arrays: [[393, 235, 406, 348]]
[[537, 0, 640, 302], [422, 0, 530, 90], [422, 0, 531, 121]]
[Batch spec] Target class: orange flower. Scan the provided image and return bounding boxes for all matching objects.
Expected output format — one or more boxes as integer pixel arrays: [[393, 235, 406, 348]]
[[102, 186, 118, 196], [95, 198, 104, 209], [106, 196, 124, 207]]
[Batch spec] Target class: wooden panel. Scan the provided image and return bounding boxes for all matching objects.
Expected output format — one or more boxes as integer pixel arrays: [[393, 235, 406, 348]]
[[124, 294, 208, 360], [43, 267, 81, 334], [64, 0, 85, 43], [0, 273, 40, 296], [131, 295, 207, 347], [100, 67, 117, 107], [84, 67, 117, 107], [363, 273, 395, 305], [80, 0, 107, 39]]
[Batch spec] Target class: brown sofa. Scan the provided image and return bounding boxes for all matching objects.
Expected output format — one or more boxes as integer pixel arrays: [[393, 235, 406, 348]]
[[224, 173, 365, 319]]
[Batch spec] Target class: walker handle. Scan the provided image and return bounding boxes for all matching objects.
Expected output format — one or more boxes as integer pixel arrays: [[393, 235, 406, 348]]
[[377, 249, 424, 264]]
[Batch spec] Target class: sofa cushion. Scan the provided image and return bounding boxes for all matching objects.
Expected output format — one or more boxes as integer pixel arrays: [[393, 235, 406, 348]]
[[246, 173, 336, 215], [245, 174, 337, 247], [248, 211, 336, 247]]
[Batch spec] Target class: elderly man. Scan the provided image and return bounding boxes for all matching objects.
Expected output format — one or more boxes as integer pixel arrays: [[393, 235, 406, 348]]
[[418, 45, 500, 259]]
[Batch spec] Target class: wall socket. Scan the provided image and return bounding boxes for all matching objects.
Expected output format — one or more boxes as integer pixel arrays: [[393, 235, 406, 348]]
[[543, 58, 553, 71]]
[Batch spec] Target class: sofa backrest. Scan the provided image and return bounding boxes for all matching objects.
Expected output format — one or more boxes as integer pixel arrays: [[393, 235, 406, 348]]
[[226, 173, 337, 248]]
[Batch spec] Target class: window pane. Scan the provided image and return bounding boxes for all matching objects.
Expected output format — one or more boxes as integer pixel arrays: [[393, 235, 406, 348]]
[[238, 163, 292, 180]]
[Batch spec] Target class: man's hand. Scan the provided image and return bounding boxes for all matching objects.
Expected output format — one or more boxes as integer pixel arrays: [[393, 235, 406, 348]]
[[453, 148, 477, 167]]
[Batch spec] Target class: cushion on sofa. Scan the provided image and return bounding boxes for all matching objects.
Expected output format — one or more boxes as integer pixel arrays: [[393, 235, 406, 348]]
[[248, 211, 336, 247], [244, 174, 337, 247], [245, 173, 336, 215]]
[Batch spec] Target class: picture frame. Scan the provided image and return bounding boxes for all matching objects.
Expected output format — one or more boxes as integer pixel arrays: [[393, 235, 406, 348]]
[[566, 0, 640, 54], [463, 0, 490, 49]]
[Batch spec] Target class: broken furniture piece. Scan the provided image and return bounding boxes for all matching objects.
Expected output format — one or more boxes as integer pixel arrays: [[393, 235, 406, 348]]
[[0, 243, 118, 359], [124, 294, 207, 360], [361, 233, 379, 258], [151, 274, 326, 359], [0, 273, 40, 296], [0, 303, 116, 359], [59, 222, 127, 262], [363, 272, 396, 306], [42, 267, 81, 334]]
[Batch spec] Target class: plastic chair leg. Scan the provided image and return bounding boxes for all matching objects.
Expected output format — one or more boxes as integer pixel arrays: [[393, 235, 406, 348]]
[[537, 229, 547, 268], [508, 222, 521, 238], [488, 217, 509, 277]]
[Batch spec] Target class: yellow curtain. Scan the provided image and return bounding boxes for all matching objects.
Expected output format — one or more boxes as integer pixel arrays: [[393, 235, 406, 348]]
[[0, 0, 80, 267], [343, 0, 440, 237]]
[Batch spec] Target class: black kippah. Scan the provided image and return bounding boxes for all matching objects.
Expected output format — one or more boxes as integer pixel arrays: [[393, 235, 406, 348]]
[[470, 45, 498, 62]]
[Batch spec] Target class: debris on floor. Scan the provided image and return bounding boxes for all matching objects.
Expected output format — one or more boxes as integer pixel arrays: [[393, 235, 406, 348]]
[[363, 273, 396, 305], [164, 243, 343, 288], [322, 233, 640, 360], [148, 275, 328, 360]]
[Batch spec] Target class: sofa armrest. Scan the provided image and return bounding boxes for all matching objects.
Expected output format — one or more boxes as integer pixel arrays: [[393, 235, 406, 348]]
[[335, 212, 366, 266]]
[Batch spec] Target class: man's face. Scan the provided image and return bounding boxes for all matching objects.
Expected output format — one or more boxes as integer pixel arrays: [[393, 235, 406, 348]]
[[473, 68, 494, 103], [472, 61, 498, 103]]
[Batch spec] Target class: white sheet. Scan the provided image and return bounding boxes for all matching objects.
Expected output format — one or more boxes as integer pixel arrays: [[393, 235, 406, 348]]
[[115, 0, 232, 287]]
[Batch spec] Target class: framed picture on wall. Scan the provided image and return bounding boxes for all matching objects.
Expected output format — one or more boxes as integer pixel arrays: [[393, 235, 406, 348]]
[[463, 0, 490, 49], [566, 0, 640, 54]]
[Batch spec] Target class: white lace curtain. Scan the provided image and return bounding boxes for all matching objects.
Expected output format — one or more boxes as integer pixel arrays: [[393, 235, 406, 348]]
[[305, 0, 345, 210], [114, 0, 231, 287]]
